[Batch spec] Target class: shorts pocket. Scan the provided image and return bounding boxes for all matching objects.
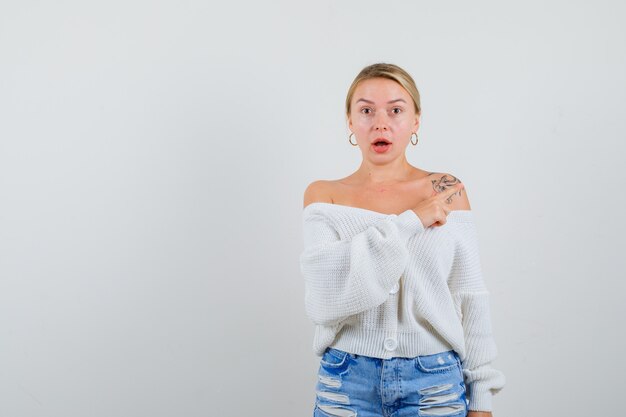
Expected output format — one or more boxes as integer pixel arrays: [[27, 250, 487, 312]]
[[320, 347, 351, 374], [414, 350, 461, 374]]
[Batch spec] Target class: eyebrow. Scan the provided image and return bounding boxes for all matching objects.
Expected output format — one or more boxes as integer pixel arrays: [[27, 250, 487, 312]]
[[356, 98, 407, 104]]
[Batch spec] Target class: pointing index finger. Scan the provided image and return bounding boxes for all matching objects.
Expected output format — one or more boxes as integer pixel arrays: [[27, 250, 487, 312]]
[[439, 183, 464, 199]]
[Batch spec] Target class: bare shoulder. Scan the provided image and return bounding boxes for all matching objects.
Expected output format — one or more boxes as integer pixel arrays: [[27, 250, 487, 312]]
[[303, 180, 334, 208], [428, 172, 471, 211]]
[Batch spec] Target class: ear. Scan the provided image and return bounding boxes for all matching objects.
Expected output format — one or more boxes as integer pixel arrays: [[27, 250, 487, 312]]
[[413, 113, 420, 132], [347, 116, 353, 131]]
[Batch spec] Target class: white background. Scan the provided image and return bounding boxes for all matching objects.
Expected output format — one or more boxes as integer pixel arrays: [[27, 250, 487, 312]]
[[1, 1, 625, 416]]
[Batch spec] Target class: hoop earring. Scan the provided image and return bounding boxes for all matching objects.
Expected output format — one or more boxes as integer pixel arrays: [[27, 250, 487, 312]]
[[348, 132, 358, 146], [410, 132, 418, 146]]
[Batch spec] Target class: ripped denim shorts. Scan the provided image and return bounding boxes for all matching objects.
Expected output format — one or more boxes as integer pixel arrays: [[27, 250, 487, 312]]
[[314, 347, 468, 417]]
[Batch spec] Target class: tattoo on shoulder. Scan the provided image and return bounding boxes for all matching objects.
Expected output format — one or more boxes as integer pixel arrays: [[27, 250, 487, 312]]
[[431, 174, 463, 204]]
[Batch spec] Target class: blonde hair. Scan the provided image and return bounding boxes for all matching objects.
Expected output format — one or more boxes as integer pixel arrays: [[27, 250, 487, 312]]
[[345, 63, 421, 118]]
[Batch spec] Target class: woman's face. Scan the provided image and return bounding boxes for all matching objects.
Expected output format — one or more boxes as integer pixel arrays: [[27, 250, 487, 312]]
[[348, 77, 420, 157]]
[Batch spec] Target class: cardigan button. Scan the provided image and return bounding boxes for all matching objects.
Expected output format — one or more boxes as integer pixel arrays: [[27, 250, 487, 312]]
[[389, 282, 400, 294], [384, 338, 398, 351]]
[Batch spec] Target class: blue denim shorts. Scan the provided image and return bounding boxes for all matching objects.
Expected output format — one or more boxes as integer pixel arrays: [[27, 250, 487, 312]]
[[314, 347, 468, 417]]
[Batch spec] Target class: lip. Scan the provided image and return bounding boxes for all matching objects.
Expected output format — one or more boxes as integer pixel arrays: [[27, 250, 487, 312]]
[[371, 141, 392, 154], [371, 138, 392, 144]]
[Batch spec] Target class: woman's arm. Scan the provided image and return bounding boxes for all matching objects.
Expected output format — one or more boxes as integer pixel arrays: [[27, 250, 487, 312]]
[[299, 180, 427, 326], [447, 186, 506, 413], [299, 207, 424, 326]]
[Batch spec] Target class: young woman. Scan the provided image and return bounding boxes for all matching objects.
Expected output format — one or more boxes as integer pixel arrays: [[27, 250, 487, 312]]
[[299, 63, 505, 417]]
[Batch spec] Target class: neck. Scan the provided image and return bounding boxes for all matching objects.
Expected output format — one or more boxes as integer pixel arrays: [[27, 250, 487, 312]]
[[354, 156, 414, 186]]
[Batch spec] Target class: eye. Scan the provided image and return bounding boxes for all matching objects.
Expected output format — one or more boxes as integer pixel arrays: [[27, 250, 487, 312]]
[[391, 107, 402, 114], [361, 107, 372, 115]]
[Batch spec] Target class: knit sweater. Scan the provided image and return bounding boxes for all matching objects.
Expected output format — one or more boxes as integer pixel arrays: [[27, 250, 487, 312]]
[[298, 202, 505, 412]]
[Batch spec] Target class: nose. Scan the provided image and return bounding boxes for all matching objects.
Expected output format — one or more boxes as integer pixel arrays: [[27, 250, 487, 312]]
[[374, 112, 389, 131]]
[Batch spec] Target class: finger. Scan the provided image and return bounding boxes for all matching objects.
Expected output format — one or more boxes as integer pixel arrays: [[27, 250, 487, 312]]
[[439, 183, 464, 200]]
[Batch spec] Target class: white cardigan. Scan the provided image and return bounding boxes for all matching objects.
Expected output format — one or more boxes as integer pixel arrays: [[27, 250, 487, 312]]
[[299, 202, 505, 411]]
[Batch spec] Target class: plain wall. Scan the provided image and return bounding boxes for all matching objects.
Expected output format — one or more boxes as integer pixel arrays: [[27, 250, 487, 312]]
[[1, 1, 625, 416]]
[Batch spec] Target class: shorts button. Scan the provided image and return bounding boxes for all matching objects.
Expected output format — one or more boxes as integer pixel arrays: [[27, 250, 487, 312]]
[[384, 338, 398, 351], [389, 282, 400, 294]]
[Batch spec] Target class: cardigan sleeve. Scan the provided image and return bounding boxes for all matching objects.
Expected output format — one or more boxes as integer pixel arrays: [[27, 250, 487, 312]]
[[299, 208, 425, 327], [448, 218, 506, 412]]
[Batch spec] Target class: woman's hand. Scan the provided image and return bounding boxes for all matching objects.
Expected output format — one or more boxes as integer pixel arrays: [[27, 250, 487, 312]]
[[468, 411, 492, 417], [412, 182, 465, 228]]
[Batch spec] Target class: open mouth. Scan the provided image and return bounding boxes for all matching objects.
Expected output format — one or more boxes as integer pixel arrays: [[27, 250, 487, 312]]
[[372, 139, 392, 153]]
